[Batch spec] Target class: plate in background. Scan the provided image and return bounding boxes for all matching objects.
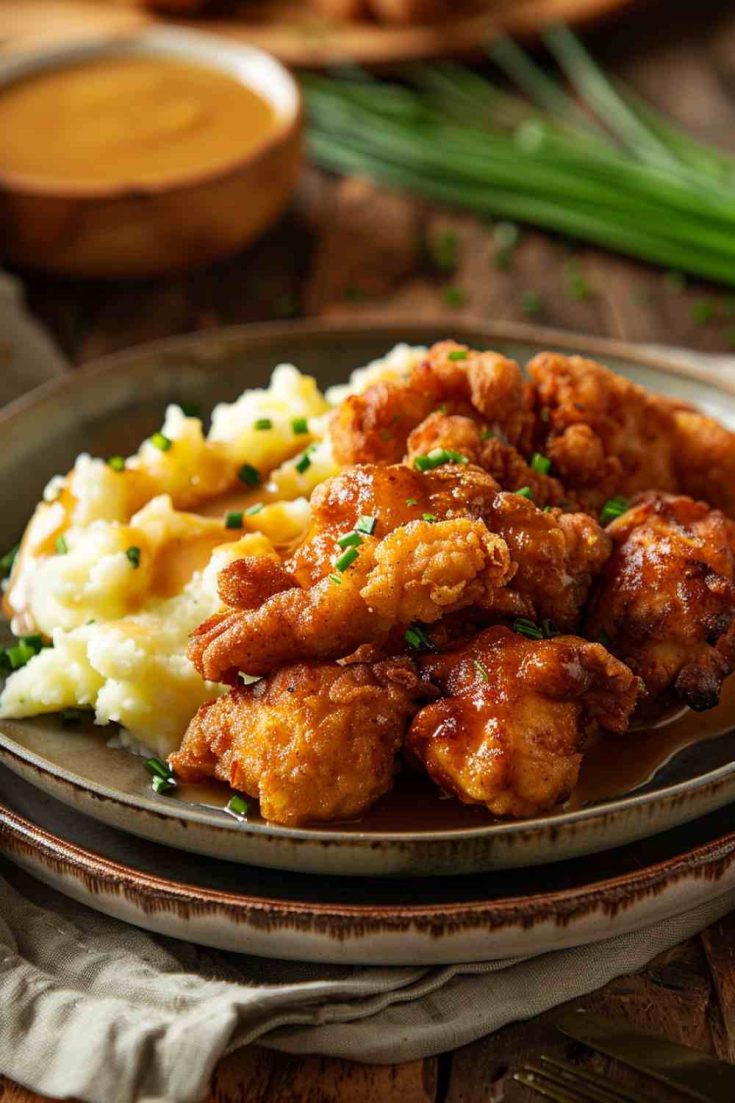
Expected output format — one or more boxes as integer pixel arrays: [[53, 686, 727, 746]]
[[0, 0, 639, 68], [1, 319, 735, 876]]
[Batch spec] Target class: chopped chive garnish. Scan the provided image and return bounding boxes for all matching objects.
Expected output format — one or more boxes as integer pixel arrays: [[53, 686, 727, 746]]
[[543, 505, 553, 513], [254, 418, 273, 431], [481, 428, 495, 440], [521, 291, 543, 317], [600, 496, 629, 525], [125, 546, 141, 569], [226, 794, 249, 816], [151, 431, 172, 452], [691, 299, 715, 324], [598, 629, 612, 647], [512, 617, 544, 640], [238, 463, 261, 487], [515, 486, 533, 499], [337, 531, 363, 550], [145, 756, 173, 780], [0, 544, 19, 578], [530, 452, 551, 475], [405, 624, 433, 650], [473, 659, 490, 682], [295, 451, 312, 474], [5, 640, 37, 670], [334, 547, 359, 572], [225, 511, 244, 530], [55, 535, 68, 555], [245, 503, 264, 516], [414, 447, 469, 472], [180, 402, 202, 418], [21, 635, 44, 655], [542, 619, 561, 638], [405, 498, 418, 507], [355, 514, 377, 535], [442, 286, 466, 308], [422, 513, 438, 523], [429, 228, 458, 273], [61, 708, 82, 724], [152, 775, 176, 795], [329, 573, 343, 585], [107, 455, 126, 472], [448, 349, 469, 361], [565, 259, 593, 301], [291, 417, 309, 434], [434, 404, 448, 415]]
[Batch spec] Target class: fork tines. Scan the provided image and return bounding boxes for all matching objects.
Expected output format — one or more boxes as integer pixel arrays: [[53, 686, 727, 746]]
[[513, 1055, 651, 1103]]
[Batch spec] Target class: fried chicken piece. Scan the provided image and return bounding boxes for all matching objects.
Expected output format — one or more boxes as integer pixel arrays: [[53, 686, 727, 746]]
[[190, 512, 512, 681], [330, 341, 533, 466], [170, 658, 428, 826], [312, 0, 453, 19], [407, 626, 640, 818], [668, 407, 735, 519], [528, 352, 679, 514], [189, 463, 609, 681], [586, 492, 735, 713], [406, 411, 568, 508]]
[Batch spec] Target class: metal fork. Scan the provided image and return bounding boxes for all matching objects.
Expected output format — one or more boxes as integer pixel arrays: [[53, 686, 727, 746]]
[[513, 1055, 652, 1102]]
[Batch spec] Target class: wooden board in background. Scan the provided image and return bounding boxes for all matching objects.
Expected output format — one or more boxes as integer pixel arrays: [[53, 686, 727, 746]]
[[0, 0, 639, 66]]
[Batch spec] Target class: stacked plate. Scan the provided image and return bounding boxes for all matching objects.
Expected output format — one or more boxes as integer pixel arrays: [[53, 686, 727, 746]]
[[2, 320, 735, 964]]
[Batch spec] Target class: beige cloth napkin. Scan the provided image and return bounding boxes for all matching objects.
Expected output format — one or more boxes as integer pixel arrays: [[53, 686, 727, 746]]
[[1, 863, 734, 1103], [1, 272, 735, 1103]]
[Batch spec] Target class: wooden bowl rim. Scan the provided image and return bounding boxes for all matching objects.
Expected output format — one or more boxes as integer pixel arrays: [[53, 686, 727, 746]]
[[0, 26, 303, 201]]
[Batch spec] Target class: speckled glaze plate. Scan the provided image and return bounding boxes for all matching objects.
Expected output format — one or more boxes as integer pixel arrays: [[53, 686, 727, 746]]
[[1, 319, 735, 878], [2, 768, 735, 964]]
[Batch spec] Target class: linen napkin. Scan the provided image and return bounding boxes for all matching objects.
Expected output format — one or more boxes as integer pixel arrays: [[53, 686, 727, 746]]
[[2, 270, 735, 1103], [1, 862, 734, 1103]]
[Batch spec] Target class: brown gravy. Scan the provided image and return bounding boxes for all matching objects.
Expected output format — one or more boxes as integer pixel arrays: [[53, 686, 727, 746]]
[[0, 57, 277, 187]]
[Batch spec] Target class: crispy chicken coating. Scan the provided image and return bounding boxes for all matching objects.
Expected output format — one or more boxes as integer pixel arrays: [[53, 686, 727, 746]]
[[586, 492, 735, 713], [668, 406, 735, 519], [330, 341, 533, 467], [528, 352, 679, 514], [188, 463, 609, 681], [407, 626, 640, 818], [406, 411, 568, 508], [170, 658, 428, 826]]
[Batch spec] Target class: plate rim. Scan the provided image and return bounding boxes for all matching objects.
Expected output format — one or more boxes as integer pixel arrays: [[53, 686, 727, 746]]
[[3, 792, 735, 924], [2, 314, 735, 850]]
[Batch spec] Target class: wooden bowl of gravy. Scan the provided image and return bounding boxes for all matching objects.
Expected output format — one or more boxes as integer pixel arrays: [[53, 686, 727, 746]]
[[0, 29, 302, 277]]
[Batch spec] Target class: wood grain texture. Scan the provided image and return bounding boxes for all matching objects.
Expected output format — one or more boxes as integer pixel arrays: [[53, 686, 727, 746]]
[[5, 2, 735, 1099]]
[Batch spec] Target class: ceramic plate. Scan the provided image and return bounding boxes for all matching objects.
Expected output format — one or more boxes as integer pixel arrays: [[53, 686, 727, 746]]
[[1, 0, 639, 69], [2, 767, 735, 964], [1, 319, 735, 878]]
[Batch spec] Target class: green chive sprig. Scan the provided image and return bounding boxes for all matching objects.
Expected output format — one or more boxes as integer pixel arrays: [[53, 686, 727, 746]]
[[303, 32, 735, 289], [414, 447, 469, 472], [600, 496, 629, 525]]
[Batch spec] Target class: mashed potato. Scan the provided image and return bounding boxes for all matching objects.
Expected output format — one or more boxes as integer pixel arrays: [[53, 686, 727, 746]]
[[0, 346, 421, 756]]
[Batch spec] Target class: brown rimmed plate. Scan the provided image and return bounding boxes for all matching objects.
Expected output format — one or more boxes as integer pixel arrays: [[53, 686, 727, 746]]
[[2, 767, 735, 964], [0, 0, 639, 69], [1, 318, 735, 878]]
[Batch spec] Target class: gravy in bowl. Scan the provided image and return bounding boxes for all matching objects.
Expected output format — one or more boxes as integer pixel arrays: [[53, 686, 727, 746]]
[[0, 55, 277, 187]]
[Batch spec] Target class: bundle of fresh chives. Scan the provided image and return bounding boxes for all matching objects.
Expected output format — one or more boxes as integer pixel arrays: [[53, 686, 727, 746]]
[[303, 28, 735, 287]]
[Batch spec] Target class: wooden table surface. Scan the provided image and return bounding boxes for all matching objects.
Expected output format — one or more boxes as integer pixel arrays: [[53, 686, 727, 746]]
[[4, 1, 735, 1099]]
